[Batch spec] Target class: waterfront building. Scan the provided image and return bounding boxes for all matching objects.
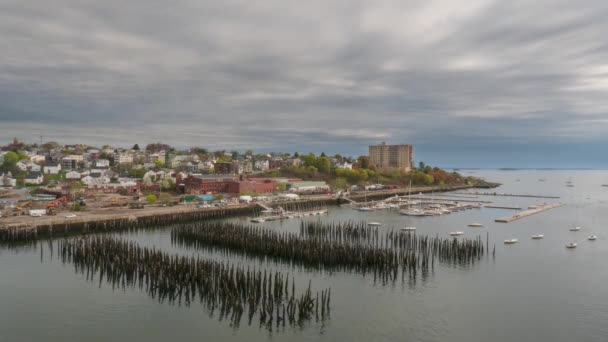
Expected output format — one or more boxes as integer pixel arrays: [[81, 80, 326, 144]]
[[369, 142, 413, 172]]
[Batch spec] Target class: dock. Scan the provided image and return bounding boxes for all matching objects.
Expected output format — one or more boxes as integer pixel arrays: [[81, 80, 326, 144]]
[[495, 203, 563, 223], [484, 205, 522, 210]]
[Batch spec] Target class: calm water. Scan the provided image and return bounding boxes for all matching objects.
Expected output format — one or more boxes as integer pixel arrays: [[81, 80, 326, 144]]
[[2, 170, 608, 342]]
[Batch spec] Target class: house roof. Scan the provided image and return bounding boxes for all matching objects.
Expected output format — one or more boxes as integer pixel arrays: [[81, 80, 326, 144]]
[[25, 171, 42, 179]]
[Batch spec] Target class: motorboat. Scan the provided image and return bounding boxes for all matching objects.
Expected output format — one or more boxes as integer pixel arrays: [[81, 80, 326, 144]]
[[251, 218, 266, 223], [504, 239, 518, 244], [401, 226, 416, 231], [531, 234, 544, 239], [588, 235, 598, 241], [368, 222, 382, 227], [468, 223, 483, 227], [566, 242, 577, 248], [358, 207, 374, 212], [570, 226, 581, 231], [449, 231, 464, 236]]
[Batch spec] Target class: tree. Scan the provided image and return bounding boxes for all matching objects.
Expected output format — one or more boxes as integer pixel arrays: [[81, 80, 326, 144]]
[[146, 194, 157, 204], [294, 152, 299, 158], [159, 193, 172, 206], [418, 161, 425, 170], [132, 144, 140, 150], [161, 178, 175, 191], [357, 156, 370, 169], [274, 182, 287, 193], [153, 160, 165, 168], [2, 151, 19, 166], [334, 177, 348, 190], [245, 149, 253, 156], [317, 156, 331, 174]]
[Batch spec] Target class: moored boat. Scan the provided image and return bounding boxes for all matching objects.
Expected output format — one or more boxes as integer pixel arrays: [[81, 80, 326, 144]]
[[566, 242, 577, 248], [468, 223, 483, 227], [251, 218, 266, 223], [368, 222, 382, 227], [588, 235, 598, 241], [531, 234, 544, 239], [570, 226, 581, 231], [401, 226, 416, 231], [504, 239, 518, 244], [449, 231, 464, 236]]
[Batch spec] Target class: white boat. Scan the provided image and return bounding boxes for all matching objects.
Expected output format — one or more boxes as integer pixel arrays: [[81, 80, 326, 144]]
[[468, 223, 483, 227], [531, 234, 544, 239], [368, 222, 382, 227], [399, 208, 425, 216], [251, 218, 266, 223], [65, 214, 77, 218], [358, 207, 374, 212], [588, 235, 598, 241], [566, 242, 577, 248], [504, 239, 518, 244], [449, 231, 464, 236], [401, 226, 416, 231], [569, 226, 581, 231]]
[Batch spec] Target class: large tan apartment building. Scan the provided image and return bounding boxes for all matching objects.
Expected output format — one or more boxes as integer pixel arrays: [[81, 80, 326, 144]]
[[369, 143, 413, 172]]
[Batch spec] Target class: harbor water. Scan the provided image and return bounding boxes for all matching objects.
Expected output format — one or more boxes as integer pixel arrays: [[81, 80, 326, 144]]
[[1, 170, 608, 342]]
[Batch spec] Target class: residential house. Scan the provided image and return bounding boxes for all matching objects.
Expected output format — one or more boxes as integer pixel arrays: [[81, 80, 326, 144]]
[[1, 172, 17, 187], [43, 162, 62, 175], [82, 174, 111, 186], [114, 153, 133, 164], [30, 155, 46, 164], [16, 160, 29, 171], [335, 161, 353, 170], [95, 159, 110, 168], [254, 160, 269, 171], [61, 155, 83, 170], [24, 171, 44, 185], [65, 171, 82, 180]]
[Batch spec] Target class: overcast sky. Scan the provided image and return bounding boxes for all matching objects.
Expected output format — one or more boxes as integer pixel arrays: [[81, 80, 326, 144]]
[[1, 0, 608, 168]]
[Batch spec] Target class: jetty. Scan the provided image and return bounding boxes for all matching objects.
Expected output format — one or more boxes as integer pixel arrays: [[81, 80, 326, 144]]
[[495, 203, 563, 223]]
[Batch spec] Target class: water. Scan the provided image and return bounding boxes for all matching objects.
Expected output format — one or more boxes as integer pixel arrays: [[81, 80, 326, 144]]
[[1, 170, 608, 342]]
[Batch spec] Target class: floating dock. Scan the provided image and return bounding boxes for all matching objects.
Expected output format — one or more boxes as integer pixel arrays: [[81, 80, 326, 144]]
[[495, 203, 563, 223], [484, 205, 522, 210]]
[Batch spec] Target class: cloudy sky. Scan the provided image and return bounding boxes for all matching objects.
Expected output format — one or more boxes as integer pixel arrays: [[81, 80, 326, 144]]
[[1, 0, 608, 168]]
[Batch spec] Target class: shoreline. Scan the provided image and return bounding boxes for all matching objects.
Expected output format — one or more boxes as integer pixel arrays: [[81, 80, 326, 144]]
[[0, 183, 495, 242]]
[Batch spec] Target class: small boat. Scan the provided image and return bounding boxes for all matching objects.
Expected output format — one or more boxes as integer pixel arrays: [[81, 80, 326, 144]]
[[358, 207, 374, 211], [399, 208, 425, 216], [566, 242, 577, 248], [64, 214, 77, 218], [401, 226, 416, 231], [602, 184, 608, 187], [449, 231, 464, 236], [368, 222, 382, 227], [531, 234, 544, 239], [570, 226, 581, 231], [251, 218, 266, 223], [504, 239, 518, 244], [588, 235, 598, 241], [468, 223, 483, 227]]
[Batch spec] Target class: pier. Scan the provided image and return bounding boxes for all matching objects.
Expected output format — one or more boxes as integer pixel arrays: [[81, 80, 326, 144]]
[[495, 203, 564, 223], [484, 205, 522, 210]]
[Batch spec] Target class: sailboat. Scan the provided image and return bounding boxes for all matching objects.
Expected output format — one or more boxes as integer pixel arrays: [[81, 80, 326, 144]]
[[399, 181, 424, 216]]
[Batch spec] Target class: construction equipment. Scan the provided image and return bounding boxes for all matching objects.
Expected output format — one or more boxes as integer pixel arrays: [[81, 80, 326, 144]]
[[15, 200, 33, 212], [47, 196, 68, 209]]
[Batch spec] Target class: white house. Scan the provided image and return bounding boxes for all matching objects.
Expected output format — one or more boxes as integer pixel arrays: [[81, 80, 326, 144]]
[[66, 171, 82, 180], [24, 171, 44, 185], [95, 159, 110, 168], [1, 172, 17, 187], [43, 162, 62, 175], [114, 153, 133, 164], [335, 162, 353, 170], [16, 160, 29, 171], [254, 160, 269, 171], [82, 175, 111, 186]]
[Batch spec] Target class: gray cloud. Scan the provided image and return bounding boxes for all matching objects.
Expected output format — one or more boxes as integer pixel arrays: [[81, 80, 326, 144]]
[[1, 0, 608, 166]]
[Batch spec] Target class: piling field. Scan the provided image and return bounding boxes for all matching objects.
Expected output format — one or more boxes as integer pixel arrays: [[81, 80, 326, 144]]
[[59, 236, 330, 329], [172, 221, 487, 285]]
